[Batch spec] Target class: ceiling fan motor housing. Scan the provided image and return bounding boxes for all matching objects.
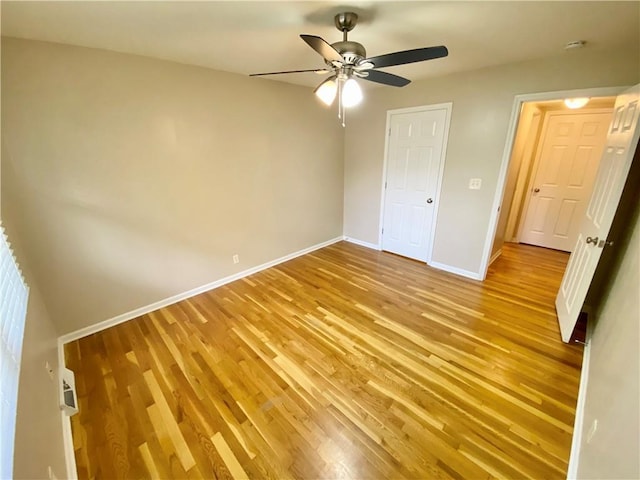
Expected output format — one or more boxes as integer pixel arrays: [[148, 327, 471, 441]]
[[331, 41, 366, 65]]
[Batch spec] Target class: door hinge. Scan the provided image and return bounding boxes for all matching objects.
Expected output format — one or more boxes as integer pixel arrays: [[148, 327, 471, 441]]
[[382, 228, 384, 234], [388, 128, 391, 138], [385, 181, 387, 189]]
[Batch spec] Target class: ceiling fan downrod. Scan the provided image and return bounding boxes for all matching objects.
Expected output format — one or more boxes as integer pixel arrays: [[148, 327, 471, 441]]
[[331, 12, 366, 65], [335, 12, 358, 41]]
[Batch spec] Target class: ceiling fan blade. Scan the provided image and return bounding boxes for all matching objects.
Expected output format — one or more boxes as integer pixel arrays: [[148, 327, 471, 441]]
[[365, 46, 448, 69], [250, 68, 330, 77], [300, 34, 343, 63], [360, 70, 411, 87]]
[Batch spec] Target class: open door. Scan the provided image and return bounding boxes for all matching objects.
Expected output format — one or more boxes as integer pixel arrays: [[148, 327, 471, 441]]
[[556, 84, 640, 342]]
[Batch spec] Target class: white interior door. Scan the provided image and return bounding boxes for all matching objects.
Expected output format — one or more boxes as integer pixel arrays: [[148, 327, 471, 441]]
[[556, 85, 640, 342], [382, 106, 449, 262], [520, 110, 612, 251]]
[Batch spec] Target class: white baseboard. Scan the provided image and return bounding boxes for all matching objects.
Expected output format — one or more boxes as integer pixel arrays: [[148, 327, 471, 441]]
[[567, 318, 594, 479], [56, 235, 344, 480], [428, 261, 482, 281], [58, 236, 343, 345], [489, 248, 502, 266], [343, 236, 381, 250]]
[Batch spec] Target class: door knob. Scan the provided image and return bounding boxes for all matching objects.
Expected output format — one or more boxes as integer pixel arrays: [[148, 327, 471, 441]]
[[533, 188, 540, 193], [426, 198, 433, 204], [586, 236, 599, 245]]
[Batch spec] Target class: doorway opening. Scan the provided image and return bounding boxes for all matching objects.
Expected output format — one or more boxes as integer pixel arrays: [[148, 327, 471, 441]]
[[481, 87, 627, 278], [487, 85, 640, 342], [492, 96, 616, 259]]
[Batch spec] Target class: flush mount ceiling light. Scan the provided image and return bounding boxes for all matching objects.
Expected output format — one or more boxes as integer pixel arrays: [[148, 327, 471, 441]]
[[564, 97, 590, 109], [251, 12, 448, 126]]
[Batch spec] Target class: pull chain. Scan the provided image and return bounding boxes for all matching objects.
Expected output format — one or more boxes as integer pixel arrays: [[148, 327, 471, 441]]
[[337, 76, 346, 127]]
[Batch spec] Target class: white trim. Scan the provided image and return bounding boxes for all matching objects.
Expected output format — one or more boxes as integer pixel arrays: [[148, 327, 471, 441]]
[[489, 248, 502, 267], [428, 261, 482, 281], [57, 338, 78, 480], [567, 317, 594, 480], [56, 235, 344, 478], [343, 236, 380, 250], [377, 102, 453, 263], [479, 86, 629, 281], [58, 236, 343, 344]]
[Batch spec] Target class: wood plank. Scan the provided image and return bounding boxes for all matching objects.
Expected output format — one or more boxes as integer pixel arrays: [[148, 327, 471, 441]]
[[67, 242, 582, 479]]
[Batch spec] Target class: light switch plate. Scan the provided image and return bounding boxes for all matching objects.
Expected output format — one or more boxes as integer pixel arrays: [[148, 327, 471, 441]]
[[469, 178, 482, 190]]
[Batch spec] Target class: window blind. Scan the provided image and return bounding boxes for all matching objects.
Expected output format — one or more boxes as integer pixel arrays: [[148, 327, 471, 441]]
[[0, 224, 29, 480]]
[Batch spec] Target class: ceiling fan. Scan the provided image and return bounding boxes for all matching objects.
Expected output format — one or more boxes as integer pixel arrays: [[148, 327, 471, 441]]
[[250, 12, 448, 125]]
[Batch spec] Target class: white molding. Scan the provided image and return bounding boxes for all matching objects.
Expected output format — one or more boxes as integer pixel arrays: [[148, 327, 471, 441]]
[[567, 317, 594, 480], [58, 236, 343, 344], [378, 102, 453, 262], [57, 338, 78, 480], [56, 235, 343, 479], [428, 261, 482, 281], [479, 85, 629, 281], [343, 236, 381, 250], [489, 248, 502, 266]]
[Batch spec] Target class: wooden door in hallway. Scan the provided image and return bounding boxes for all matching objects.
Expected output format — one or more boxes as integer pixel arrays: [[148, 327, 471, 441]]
[[556, 85, 640, 342], [381, 105, 450, 262], [520, 110, 612, 252]]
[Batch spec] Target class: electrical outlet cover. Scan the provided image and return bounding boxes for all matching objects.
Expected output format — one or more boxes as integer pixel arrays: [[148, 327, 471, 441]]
[[469, 178, 482, 190]]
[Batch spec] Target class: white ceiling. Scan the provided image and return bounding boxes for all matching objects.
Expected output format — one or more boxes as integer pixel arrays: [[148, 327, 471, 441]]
[[2, 1, 639, 89]]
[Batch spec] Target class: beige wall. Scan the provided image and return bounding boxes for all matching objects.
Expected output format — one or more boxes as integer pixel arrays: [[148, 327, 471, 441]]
[[1, 37, 344, 335], [576, 192, 640, 478], [491, 102, 542, 257], [13, 283, 68, 480], [344, 47, 639, 275], [0, 214, 67, 479]]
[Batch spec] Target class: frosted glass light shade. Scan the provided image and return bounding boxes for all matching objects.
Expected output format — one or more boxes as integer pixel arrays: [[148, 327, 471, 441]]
[[564, 97, 590, 109], [314, 78, 337, 106], [342, 78, 363, 108]]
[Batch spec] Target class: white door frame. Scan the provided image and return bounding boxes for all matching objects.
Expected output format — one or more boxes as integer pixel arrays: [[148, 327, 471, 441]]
[[479, 86, 628, 280], [377, 102, 453, 264]]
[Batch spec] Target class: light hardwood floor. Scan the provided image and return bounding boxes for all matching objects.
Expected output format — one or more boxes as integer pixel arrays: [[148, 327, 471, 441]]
[[65, 241, 582, 479]]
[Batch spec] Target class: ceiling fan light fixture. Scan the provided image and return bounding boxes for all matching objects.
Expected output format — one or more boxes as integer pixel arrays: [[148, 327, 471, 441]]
[[314, 77, 337, 106], [564, 97, 590, 109], [342, 78, 363, 108]]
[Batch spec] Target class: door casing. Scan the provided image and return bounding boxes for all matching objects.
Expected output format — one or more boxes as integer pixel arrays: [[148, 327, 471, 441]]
[[378, 103, 452, 264]]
